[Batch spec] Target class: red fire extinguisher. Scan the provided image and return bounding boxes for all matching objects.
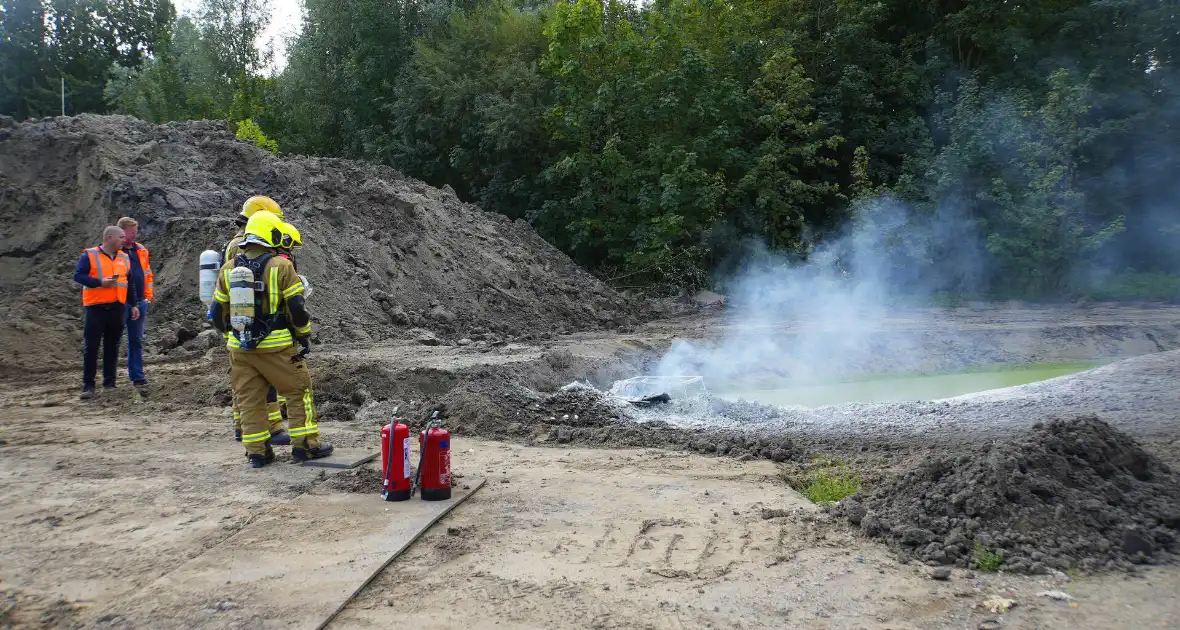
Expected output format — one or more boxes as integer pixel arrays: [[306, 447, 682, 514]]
[[415, 412, 451, 501], [381, 409, 411, 502]]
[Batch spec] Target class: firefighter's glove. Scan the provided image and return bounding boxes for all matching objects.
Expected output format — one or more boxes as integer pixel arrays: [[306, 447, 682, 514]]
[[291, 337, 311, 364]]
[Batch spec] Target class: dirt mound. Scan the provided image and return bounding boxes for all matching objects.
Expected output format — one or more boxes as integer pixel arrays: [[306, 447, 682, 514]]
[[841, 415, 1180, 573], [0, 115, 636, 374]]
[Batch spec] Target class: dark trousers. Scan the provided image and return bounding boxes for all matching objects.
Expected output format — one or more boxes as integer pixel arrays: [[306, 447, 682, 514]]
[[83, 303, 125, 389]]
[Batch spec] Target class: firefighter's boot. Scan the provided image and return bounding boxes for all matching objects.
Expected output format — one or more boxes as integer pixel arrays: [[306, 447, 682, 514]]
[[292, 442, 334, 462], [248, 442, 275, 468]]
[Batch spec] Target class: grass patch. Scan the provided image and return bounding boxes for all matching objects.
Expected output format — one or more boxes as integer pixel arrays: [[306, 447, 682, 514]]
[[781, 457, 863, 504], [973, 540, 1004, 572], [802, 467, 862, 503]]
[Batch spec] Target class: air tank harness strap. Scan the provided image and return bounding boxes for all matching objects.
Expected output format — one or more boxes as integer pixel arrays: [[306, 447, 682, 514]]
[[232, 253, 284, 350]]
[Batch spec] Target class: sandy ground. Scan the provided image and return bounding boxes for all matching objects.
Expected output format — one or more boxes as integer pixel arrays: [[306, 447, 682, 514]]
[[338, 444, 1180, 630], [3, 403, 1179, 629], [3, 305, 1180, 629]]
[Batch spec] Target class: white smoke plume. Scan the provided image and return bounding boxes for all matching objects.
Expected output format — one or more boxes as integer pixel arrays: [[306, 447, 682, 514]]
[[652, 195, 982, 392]]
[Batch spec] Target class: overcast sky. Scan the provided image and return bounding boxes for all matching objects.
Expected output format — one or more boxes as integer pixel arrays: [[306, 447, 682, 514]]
[[174, 0, 304, 72]]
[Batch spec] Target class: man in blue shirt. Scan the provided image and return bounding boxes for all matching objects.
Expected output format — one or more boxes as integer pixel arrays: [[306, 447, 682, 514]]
[[117, 217, 153, 396], [74, 226, 140, 399]]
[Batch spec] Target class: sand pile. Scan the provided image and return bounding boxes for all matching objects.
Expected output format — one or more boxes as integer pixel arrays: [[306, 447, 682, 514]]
[[0, 114, 635, 375], [840, 415, 1180, 572]]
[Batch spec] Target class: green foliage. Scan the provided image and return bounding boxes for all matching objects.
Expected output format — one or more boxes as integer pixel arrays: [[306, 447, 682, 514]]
[[235, 118, 277, 152], [800, 466, 862, 504], [536, 0, 840, 285], [102, 1, 272, 124], [973, 540, 1004, 572], [378, 1, 554, 218], [781, 456, 863, 504], [932, 72, 1127, 297], [1, 0, 174, 119], [6, 0, 1180, 297], [736, 48, 843, 251], [1074, 272, 1180, 302], [275, 0, 425, 157]]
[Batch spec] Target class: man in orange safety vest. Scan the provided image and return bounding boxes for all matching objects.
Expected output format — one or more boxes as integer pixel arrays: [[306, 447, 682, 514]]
[[73, 225, 140, 399], [117, 217, 154, 397]]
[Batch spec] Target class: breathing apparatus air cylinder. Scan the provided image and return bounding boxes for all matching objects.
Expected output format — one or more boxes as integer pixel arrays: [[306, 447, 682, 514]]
[[227, 266, 257, 336], [381, 420, 412, 501], [199, 250, 221, 304], [418, 427, 452, 501]]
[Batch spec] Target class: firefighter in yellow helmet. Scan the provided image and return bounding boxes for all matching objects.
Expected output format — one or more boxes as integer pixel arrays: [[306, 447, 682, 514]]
[[224, 196, 287, 442], [211, 210, 332, 467], [267, 219, 310, 425], [223, 195, 285, 265], [230, 218, 306, 442], [275, 221, 301, 265], [275, 220, 314, 297]]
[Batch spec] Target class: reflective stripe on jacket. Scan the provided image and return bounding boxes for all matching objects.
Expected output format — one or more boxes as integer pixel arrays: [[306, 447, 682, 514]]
[[133, 242, 154, 301], [81, 247, 131, 306]]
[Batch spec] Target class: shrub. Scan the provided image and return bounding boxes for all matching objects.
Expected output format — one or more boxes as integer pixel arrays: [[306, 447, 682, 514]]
[[235, 118, 278, 153], [973, 540, 1004, 572]]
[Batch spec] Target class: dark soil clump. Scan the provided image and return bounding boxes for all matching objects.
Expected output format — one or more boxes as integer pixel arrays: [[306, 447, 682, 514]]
[[839, 415, 1180, 573]]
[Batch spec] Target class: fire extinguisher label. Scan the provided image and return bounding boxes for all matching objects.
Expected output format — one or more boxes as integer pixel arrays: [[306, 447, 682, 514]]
[[440, 450, 451, 485], [402, 437, 411, 479]]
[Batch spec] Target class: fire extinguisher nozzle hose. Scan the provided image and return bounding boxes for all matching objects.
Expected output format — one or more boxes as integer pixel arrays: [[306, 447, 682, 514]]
[[410, 410, 441, 497]]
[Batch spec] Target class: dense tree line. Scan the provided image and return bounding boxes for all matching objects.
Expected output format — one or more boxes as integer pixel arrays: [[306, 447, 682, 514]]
[[3, 0, 1179, 299], [0, 0, 174, 118], [1, 0, 272, 131]]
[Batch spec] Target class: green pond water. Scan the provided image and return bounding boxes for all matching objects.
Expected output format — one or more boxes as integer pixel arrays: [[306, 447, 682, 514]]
[[717, 362, 1103, 408]]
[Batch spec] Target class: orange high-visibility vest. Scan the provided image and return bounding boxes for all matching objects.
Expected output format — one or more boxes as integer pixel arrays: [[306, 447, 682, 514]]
[[81, 247, 131, 306], [129, 242, 154, 301]]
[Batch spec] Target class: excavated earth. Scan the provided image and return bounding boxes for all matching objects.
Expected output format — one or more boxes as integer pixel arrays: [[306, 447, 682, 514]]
[[0, 114, 639, 376], [839, 415, 1180, 574], [3, 115, 1180, 628]]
